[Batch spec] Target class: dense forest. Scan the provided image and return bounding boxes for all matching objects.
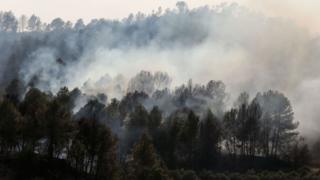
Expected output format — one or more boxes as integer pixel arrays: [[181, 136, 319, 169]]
[[0, 73, 319, 179]]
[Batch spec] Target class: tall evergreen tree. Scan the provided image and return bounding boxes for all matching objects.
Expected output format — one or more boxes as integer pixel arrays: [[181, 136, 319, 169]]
[[127, 134, 171, 180], [198, 110, 222, 169], [0, 99, 20, 153], [177, 110, 199, 168], [45, 87, 73, 158], [20, 88, 50, 152], [148, 106, 162, 131]]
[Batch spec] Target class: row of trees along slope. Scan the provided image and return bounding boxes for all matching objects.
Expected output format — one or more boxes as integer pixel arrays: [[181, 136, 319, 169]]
[[0, 78, 312, 179]]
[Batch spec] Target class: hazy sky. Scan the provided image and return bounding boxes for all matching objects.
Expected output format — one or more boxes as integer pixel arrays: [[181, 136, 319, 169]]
[[1, 0, 320, 33]]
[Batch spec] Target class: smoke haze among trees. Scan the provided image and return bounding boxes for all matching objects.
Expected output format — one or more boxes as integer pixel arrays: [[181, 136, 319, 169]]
[[0, 1, 320, 179], [0, 77, 315, 179], [0, 3, 320, 141]]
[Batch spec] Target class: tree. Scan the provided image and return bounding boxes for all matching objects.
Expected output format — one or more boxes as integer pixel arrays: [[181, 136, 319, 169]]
[[259, 111, 272, 157], [65, 21, 73, 29], [49, 18, 65, 31], [105, 98, 121, 129], [312, 138, 320, 162], [205, 80, 227, 116], [153, 71, 172, 90], [148, 106, 162, 131], [155, 112, 184, 169], [74, 19, 85, 30], [72, 118, 118, 178], [246, 100, 261, 157], [234, 92, 249, 108], [0, 99, 20, 153], [119, 91, 148, 120], [127, 104, 149, 129], [20, 88, 50, 152], [128, 71, 155, 95], [223, 108, 238, 157], [179, 110, 199, 144], [5, 78, 25, 106], [198, 110, 222, 169], [127, 134, 170, 180], [173, 80, 226, 116], [75, 99, 106, 121], [288, 138, 311, 167], [45, 87, 73, 158], [124, 104, 150, 154], [255, 90, 298, 157], [95, 124, 118, 180], [27, 15, 42, 31], [0, 11, 18, 32], [176, 1, 189, 13], [235, 103, 248, 156], [223, 92, 261, 158], [68, 138, 86, 172], [177, 110, 199, 168], [18, 15, 28, 32]]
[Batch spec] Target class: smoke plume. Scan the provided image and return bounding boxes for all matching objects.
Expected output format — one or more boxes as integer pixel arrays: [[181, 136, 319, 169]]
[[0, 2, 320, 140]]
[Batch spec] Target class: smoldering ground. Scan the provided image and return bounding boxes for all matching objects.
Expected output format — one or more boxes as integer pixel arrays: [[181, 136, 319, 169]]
[[0, 2, 320, 141]]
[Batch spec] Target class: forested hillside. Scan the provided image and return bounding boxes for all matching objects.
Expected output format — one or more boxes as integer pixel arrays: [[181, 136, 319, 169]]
[[0, 75, 317, 179], [1, 2, 320, 179]]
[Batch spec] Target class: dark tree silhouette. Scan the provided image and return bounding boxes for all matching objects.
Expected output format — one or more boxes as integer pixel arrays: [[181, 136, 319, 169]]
[[19, 88, 50, 152], [127, 134, 170, 180], [45, 87, 73, 158], [198, 110, 222, 169], [0, 99, 20, 153]]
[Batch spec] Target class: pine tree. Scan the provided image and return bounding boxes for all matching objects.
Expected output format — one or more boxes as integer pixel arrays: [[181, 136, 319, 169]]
[[45, 87, 73, 158], [127, 134, 171, 180], [0, 99, 20, 153], [198, 110, 222, 169], [19, 88, 50, 152], [148, 106, 162, 131]]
